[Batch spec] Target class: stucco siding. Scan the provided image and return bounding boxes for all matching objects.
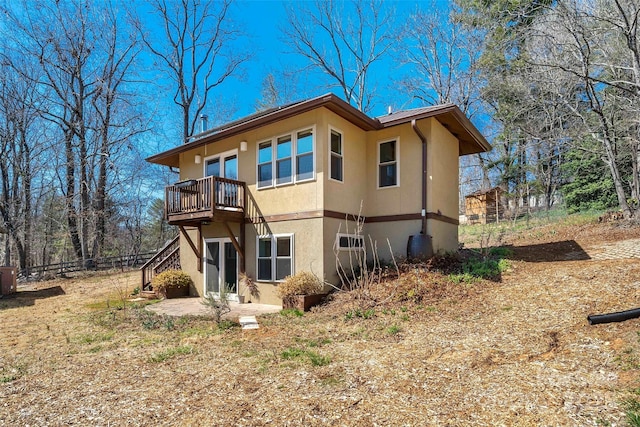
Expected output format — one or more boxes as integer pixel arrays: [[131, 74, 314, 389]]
[[323, 116, 369, 215], [245, 217, 325, 305], [177, 227, 203, 297], [365, 123, 423, 217], [427, 117, 459, 222], [365, 220, 422, 262], [322, 216, 364, 288], [178, 109, 327, 217], [428, 220, 459, 254]]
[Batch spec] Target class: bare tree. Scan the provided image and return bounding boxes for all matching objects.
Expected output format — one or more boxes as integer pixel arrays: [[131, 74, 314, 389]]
[[254, 71, 298, 112], [398, 4, 484, 115], [525, 0, 640, 218], [0, 58, 42, 271], [137, 0, 249, 140], [283, 0, 396, 113], [90, 5, 147, 259], [4, 0, 148, 265], [397, 3, 492, 197]]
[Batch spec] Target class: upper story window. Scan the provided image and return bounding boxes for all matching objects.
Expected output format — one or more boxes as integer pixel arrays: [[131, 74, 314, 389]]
[[296, 130, 314, 181], [330, 129, 343, 182], [276, 136, 292, 185], [258, 142, 272, 188], [257, 128, 315, 189], [378, 139, 398, 188]]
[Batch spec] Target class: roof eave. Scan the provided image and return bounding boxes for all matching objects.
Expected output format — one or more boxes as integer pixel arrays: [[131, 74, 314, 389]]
[[146, 93, 379, 167], [379, 104, 491, 156]]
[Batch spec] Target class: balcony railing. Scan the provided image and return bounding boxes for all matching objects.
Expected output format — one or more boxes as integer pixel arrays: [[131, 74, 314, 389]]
[[166, 176, 246, 223]]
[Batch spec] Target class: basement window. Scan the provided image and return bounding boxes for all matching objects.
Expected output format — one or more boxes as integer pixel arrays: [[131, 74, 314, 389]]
[[257, 234, 294, 281], [335, 233, 364, 251]]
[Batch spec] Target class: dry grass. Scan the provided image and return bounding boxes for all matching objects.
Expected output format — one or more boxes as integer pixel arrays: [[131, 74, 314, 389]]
[[1, 217, 640, 426]]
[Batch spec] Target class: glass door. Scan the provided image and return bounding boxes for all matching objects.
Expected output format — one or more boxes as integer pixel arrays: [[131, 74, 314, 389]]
[[205, 150, 238, 208], [224, 242, 238, 294], [204, 238, 238, 297], [205, 241, 220, 294], [205, 150, 237, 179]]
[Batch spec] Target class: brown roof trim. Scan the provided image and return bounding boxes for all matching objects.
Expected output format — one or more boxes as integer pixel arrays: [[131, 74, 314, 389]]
[[146, 93, 490, 167], [146, 93, 379, 167], [376, 103, 458, 126], [378, 104, 491, 155]]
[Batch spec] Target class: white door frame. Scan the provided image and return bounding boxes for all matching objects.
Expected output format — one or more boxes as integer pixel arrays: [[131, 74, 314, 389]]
[[203, 237, 239, 298], [203, 149, 238, 179]]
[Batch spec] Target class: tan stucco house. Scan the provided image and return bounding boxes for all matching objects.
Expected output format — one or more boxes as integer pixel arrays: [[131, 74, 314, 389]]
[[143, 93, 490, 305]]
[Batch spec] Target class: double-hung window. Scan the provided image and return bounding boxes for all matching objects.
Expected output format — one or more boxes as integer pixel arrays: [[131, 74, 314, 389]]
[[330, 129, 343, 182], [257, 128, 314, 188], [378, 139, 398, 188], [257, 235, 293, 281], [257, 142, 273, 188], [296, 130, 313, 181], [276, 136, 292, 185]]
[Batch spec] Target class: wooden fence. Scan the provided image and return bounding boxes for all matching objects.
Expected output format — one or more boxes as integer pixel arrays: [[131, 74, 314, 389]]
[[18, 252, 157, 281]]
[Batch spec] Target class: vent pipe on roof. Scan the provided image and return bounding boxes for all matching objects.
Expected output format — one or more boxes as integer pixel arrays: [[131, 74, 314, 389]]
[[200, 114, 208, 133], [387, 106, 392, 115]]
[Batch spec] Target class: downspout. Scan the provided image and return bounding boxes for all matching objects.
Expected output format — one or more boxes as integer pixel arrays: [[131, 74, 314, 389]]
[[411, 119, 427, 235]]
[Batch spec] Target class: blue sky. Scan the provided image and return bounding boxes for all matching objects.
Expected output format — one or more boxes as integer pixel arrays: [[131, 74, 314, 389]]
[[202, 0, 450, 120]]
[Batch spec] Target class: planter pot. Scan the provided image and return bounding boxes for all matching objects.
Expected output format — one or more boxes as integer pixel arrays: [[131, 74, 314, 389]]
[[158, 286, 189, 299], [283, 294, 326, 312], [237, 295, 245, 304]]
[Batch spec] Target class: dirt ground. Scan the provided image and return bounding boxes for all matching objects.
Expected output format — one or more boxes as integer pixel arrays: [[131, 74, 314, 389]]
[[1, 217, 639, 426]]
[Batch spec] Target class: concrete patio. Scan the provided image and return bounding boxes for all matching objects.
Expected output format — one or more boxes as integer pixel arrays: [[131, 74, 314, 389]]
[[145, 297, 282, 320]]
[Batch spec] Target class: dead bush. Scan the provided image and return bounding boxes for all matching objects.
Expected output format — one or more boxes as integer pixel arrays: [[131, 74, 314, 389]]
[[277, 271, 323, 306]]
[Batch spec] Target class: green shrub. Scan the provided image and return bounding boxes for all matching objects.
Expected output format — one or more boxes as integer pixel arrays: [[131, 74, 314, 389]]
[[307, 351, 331, 366], [623, 396, 640, 427], [280, 308, 304, 317], [151, 270, 192, 291], [344, 308, 375, 320], [276, 271, 323, 299], [386, 324, 401, 335], [488, 247, 513, 258]]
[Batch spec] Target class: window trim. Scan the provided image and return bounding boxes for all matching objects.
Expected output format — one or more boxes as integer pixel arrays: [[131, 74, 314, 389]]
[[276, 134, 293, 186], [328, 127, 344, 183], [256, 126, 316, 189], [257, 140, 273, 189], [334, 233, 364, 252], [295, 129, 315, 182], [203, 148, 239, 179], [377, 137, 400, 189], [256, 233, 294, 282]]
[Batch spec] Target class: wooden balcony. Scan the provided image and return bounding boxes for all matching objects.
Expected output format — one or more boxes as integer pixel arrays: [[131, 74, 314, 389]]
[[165, 176, 246, 225]]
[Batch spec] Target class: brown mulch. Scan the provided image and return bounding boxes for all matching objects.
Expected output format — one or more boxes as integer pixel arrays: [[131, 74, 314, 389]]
[[1, 219, 639, 426]]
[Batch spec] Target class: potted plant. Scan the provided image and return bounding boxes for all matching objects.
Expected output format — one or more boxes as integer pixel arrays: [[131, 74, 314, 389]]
[[276, 271, 325, 311], [151, 269, 192, 299]]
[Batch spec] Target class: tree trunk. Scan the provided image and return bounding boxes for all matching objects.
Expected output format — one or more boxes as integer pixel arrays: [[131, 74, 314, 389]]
[[601, 135, 632, 218], [65, 127, 83, 260]]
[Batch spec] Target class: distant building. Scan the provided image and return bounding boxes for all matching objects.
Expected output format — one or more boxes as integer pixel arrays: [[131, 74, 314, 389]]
[[464, 187, 504, 225]]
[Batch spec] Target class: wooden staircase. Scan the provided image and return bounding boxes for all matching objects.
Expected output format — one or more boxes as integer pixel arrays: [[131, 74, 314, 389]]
[[140, 236, 181, 296]]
